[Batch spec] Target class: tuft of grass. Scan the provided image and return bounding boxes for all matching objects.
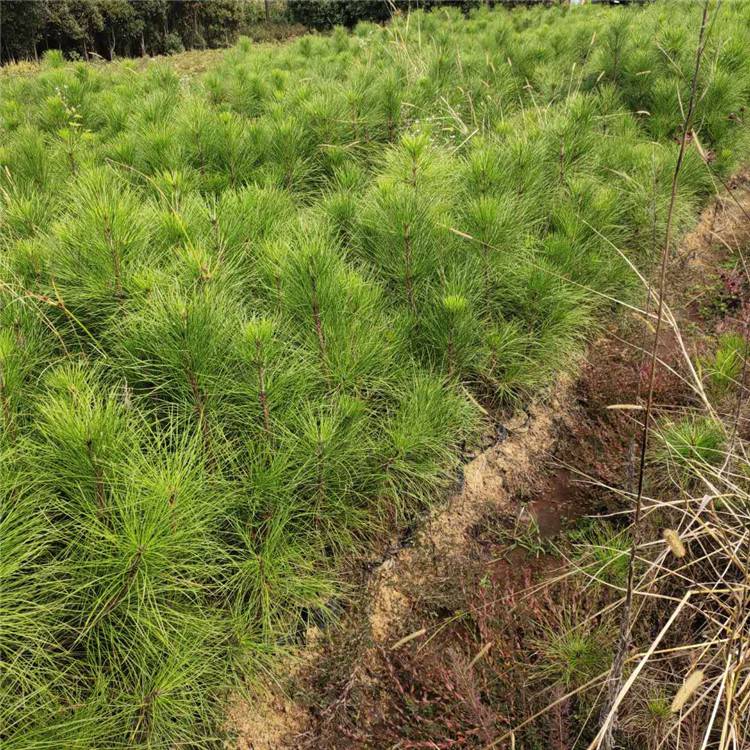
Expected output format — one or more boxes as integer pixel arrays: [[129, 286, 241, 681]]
[[654, 416, 726, 477], [532, 618, 613, 689], [569, 521, 632, 587], [703, 331, 747, 391]]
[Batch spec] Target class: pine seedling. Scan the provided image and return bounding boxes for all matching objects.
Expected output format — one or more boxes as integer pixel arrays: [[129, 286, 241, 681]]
[[703, 332, 747, 392], [51, 114, 93, 180], [546, 174, 633, 299], [87, 85, 130, 139], [569, 521, 632, 587], [318, 188, 361, 250], [442, 293, 483, 380], [172, 242, 223, 292], [226, 67, 271, 119], [276, 223, 407, 394], [462, 139, 509, 198], [593, 13, 634, 89], [417, 275, 488, 383], [245, 317, 276, 438], [288, 393, 378, 545], [161, 212, 258, 312], [358, 179, 452, 316], [108, 120, 183, 179], [50, 167, 152, 334], [255, 237, 292, 314], [459, 194, 527, 302], [0, 90, 25, 134], [259, 112, 319, 192], [176, 100, 265, 192], [0, 457, 71, 747], [0, 328, 24, 440], [276, 232, 335, 378], [149, 190, 213, 256], [238, 315, 317, 444], [481, 319, 538, 403], [147, 168, 199, 211], [654, 416, 726, 480], [2, 671, 126, 750], [32, 363, 132, 511], [0, 126, 60, 194], [380, 131, 458, 199], [0, 188, 57, 246], [227, 495, 336, 643], [0, 298, 56, 440], [215, 184, 298, 286], [300, 88, 360, 176], [494, 258, 593, 388], [480, 129, 555, 227], [214, 112, 267, 191], [543, 96, 599, 186], [317, 161, 368, 248], [115, 281, 242, 465], [532, 619, 612, 689], [376, 373, 479, 520], [612, 670, 677, 750], [376, 70, 404, 141], [56, 426, 230, 707], [2, 237, 52, 291], [42, 49, 66, 69], [136, 88, 181, 129], [119, 620, 232, 748], [345, 69, 382, 148]]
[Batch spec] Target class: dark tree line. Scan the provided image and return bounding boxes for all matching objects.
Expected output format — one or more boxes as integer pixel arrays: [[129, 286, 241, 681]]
[[0, 0, 274, 63], [285, 0, 588, 30], [1, 0, 630, 64]]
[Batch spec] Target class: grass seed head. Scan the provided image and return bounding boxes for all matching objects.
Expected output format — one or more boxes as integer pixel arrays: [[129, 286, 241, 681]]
[[671, 670, 704, 713], [662, 528, 686, 558]]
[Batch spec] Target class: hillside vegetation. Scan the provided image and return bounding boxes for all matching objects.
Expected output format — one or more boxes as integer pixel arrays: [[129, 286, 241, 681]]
[[1, 2, 749, 747]]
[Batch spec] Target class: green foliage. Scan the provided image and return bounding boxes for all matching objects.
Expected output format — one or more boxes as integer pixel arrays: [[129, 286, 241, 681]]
[[2, 1, 749, 746], [287, 0, 387, 30], [569, 520, 631, 587], [703, 331, 747, 391], [655, 416, 726, 477], [532, 618, 613, 689], [1, 0, 254, 63]]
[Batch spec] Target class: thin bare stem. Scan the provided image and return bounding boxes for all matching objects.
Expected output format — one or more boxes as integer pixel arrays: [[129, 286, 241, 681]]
[[597, 4, 712, 747]]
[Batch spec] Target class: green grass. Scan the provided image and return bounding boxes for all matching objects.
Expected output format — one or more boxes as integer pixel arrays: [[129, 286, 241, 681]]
[[532, 615, 613, 689], [1, 2, 749, 746], [655, 416, 727, 479], [703, 331, 747, 392]]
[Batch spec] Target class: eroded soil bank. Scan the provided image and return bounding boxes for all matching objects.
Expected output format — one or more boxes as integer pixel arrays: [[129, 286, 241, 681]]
[[228, 171, 750, 750]]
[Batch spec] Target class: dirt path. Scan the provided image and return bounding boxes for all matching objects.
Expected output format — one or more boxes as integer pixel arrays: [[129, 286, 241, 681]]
[[227, 171, 750, 750]]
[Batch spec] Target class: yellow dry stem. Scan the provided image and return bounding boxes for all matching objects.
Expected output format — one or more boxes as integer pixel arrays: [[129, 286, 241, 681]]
[[671, 670, 704, 713], [662, 528, 686, 558]]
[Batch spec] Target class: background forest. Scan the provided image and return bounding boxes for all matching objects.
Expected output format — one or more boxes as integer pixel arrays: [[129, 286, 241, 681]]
[[2, 0, 558, 64]]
